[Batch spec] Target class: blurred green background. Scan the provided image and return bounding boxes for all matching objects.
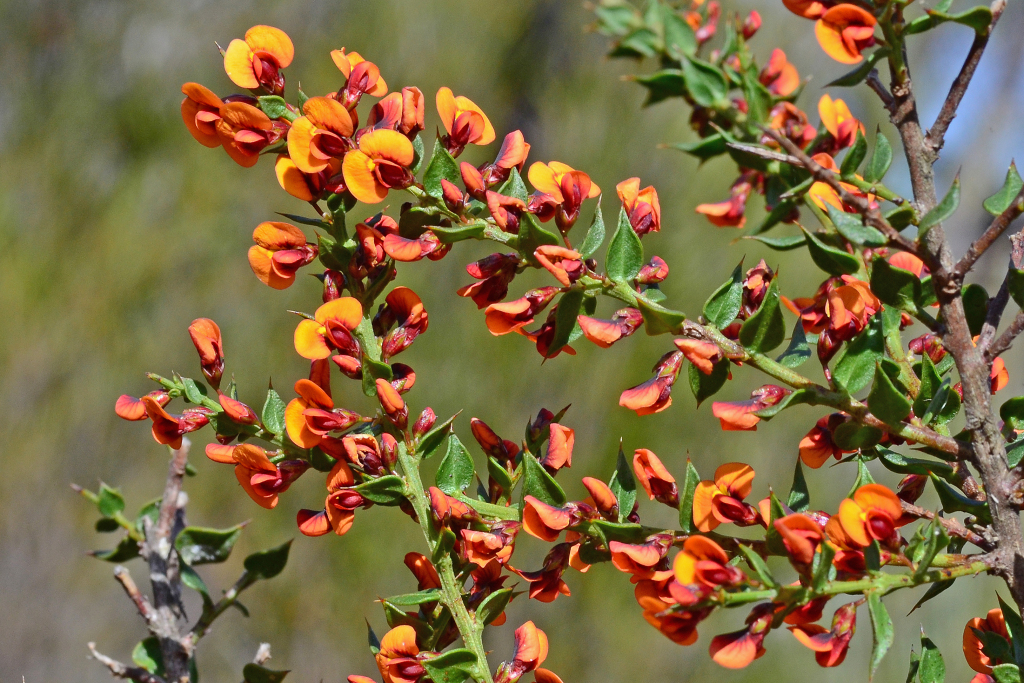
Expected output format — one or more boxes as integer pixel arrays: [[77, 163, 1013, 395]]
[[2, 0, 1023, 680]]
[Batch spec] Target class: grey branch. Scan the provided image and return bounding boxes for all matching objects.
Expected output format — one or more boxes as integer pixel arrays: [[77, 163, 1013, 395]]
[[114, 565, 156, 624], [88, 643, 167, 683]]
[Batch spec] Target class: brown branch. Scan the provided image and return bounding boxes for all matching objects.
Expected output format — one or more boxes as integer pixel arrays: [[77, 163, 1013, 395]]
[[926, 0, 1008, 157], [985, 311, 1024, 361], [866, 70, 895, 112], [901, 501, 994, 551], [953, 186, 1024, 280], [114, 565, 156, 624], [760, 127, 924, 258], [978, 269, 1013, 352], [88, 643, 167, 683]]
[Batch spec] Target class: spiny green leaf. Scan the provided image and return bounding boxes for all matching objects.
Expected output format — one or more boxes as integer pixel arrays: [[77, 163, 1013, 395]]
[[868, 592, 895, 680], [787, 459, 810, 512], [609, 442, 637, 523], [688, 359, 729, 406], [175, 524, 244, 565], [703, 259, 744, 328], [865, 128, 894, 183], [802, 227, 862, 275], [827, 205, 887, 247], [423, 141, 460, 199], [744, 234, 806, 250], [840, 131, 868, 178], [681, 56, 728, 107], [918, 175, 961, 239], [436, 435, 476, 495], [984, 162, 1023, 216], [261, 388, 286, 435], [678, 459, 700, 533], [868, 362, 912, 425], [738, 277, 786, 353], [578, 202, 606, 258], [243, 540, 292, 580], [606, 206, 644, 283], [522, 452, 566, 507]]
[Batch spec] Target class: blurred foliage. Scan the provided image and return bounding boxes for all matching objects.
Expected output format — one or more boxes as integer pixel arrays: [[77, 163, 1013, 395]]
[[1, 0, 1022, 681]]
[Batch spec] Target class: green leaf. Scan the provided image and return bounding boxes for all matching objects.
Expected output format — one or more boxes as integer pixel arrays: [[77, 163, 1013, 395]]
[[985, 162, 1023, 216], [421, 649, 478, 683], [737, 544, 778, 588], [244, 540, 292, 580], [132, 638, 164, 676], [174, 524, 244, 565], [764, 491, 788, 556], [662, 7, 697, 57], [610, 27, 660, 58], [833, 313, 884, 394], [840, 130, 868, 178], [355, 475, 407, 505], [1001, 397, 1024, 433], [670, 134, 728, 162], [678, 459, 700, 533], [95, 517, 120, 532], [97, 483, 126, 517], [739, 278, 786, 353], [871, 257, 922, 314], [636, 297, 686, 335], [475, 587, 513, 626], [753, 387, 817, 419], [1008, 269, 1024, 310], [868, 362, 912, 425], [997, 594, 1024, 669], [909, 580, 954, 615], [681, 56, 728, 107], [605, 206, 644, 283], [742, 71, 772, 128], [636, 69, 685, 106], [876, 448, 954, 479], [522, 452, 566, 507], [91, 535, 141, 563], [827, 205, 887, 247], [993, 664, 1022, 683], [486, 456, 514, 493], [519, 213, 560, 259], [744, 234, 806, 251], [909, 515, 949, 578], [802, 227, 862, 275], [811, 543, 836, 591], [431, 222, 487, 244], [410, 133, 425, 174], [776, 321, 813, 368], [887, 203, 918, 231], [826, 48, 891, 87], [963, 283, 990, 337], [609, 442, 637, 523], [931, 474, 991, 523], [181, 377, 207, 404], [384, 589, 442, 606], [687, 359, 729, 406], [703, 259, 744, 328], [865, 128, 894, 183], [918, 175, 961, 239], [578, 203, 606, 259], [243, 663, 290, 683], [906, 5, 994, 35], [1008, 439, 1024, 469], [787, 460, 810, 512], [418, 413, 457, 459], [179, 563, 210, 603], [261, 388, 286, 435], [436, 435, 476, 495], [423, 141, 460, 199], [868, 592, 895, 680], [258, 95, 289, 119], [833, 422, 884, 450], [919, 630, 946, 683], [546, 290, 584, 358]]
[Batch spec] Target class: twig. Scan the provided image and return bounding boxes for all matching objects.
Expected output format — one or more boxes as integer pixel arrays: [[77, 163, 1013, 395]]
[[978, 269, 1013, 352], [88, 643, 167, 683], [866, 70, 895, 112], [926, 0, 1008, 157], [985, 311, 1024, 361], [900, 501, 993, 550], [114, 565, 156, 624], [760, 127, 924, 259], [953, 186, 1024, 280]]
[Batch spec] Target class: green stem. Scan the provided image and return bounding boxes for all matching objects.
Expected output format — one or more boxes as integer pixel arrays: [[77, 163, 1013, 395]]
[[189, 571, 255, 646], [399, 444, 494, 683]]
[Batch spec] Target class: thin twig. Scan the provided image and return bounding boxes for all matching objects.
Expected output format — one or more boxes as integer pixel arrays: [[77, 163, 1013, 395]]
[[953, 186, 1024, 280], [985, 311, 1024, 361], [760, 127, 924, 258], [978, 268, 1013, 352], [114, 565, 156, 624], [926, 0, 1008, 157], [88, 643, 167, 683], [866, 70, 895, 111], [901, 502, 993, 550]]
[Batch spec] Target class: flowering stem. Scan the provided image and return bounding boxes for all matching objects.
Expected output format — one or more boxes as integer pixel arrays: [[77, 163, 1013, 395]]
[[398, 444, 495, 683]]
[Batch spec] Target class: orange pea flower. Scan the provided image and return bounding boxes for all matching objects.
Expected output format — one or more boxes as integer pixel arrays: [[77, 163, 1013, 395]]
[[696, 174, 754, 228], [610, 537, 671, 580], [819, 94, 865, 149], [376, 378, 408, 428], [619, 350, 685, 416], [533, 670, 563, 683], [789, 602, 856, 667], [577, 308, 644, 348], [215, 101, 279, 167], [890, 251, 927, 277], [461, 523, 519, 567], [374, 625, 422, 683], [798, 415, 848, 468], [774, 513, 825, 565], [136, 396, 211, 449], [674, 535, 744, 588], [115, 391, 170, 421], [485, 190, 527, 232], [342, 129, 415, 204], [529, 162, 600, 203], [247, 221, 317, 290], [293, 297, 363, 361], [218, 392, 258, 425], [964, 609, 1012, 674], [815, 5, 877, 65], [768, 102, 818, 149], [991, 357, 1009, 393], [379, 287, 429, 360], [287, 96, 355, 173], [285, 378, 343, 449], [188, 318, 224, 389], [581, 477, 618, 517], [711, 384, 791, 432], [296, 459, 366, 537], [616, 177, 661, 236], [782, 0, 835, 19], [539, 423, 574, 471], [332, 49, 388, 107], [709, 603, 774, 669], [534, 246, 583, 287], [522, 496, 574, 542], [633, 449, 679, 507], [404, 552, 442, 590], [223, 25, 294, 94], [487, 130, 531, 177], [509, 543, 573, 603], [274, 154, 343, 202], [495, 621, 548, 683], [484, 286, 558, 335], [217, 443, 309, 510], [692, 462, 758, 532], [180, 83, 224, 148], [832, 483, 902, 548], [436, 87, 495, 155], [759, 49, 800, 97], [674, 338, 722, 375]]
